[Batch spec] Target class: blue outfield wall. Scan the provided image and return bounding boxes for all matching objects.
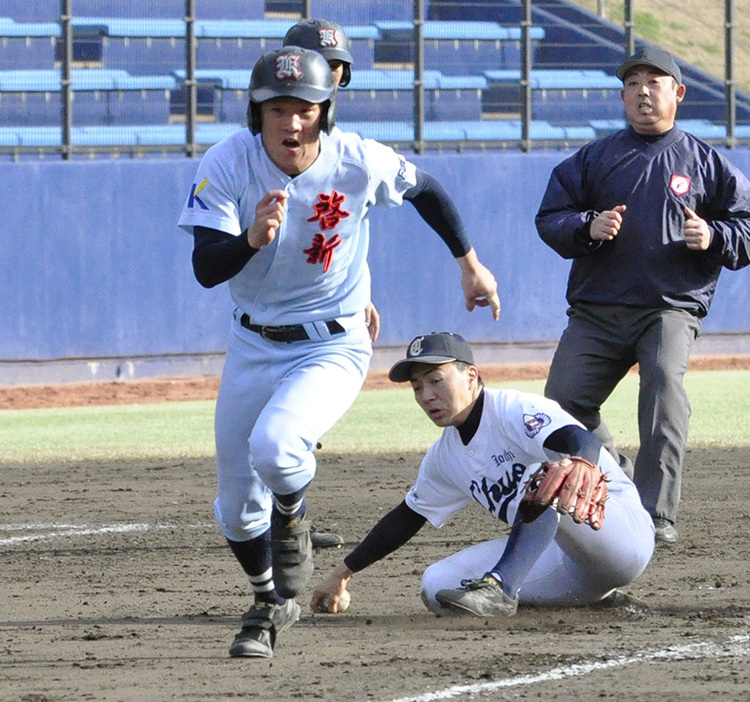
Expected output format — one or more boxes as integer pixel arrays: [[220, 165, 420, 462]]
[[2, 146, 750, 370]]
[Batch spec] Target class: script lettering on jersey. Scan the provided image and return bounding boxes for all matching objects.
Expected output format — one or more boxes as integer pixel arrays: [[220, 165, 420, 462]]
[[303, 191, 350, 272], [470, 462, 527, 523], [491, 448, 516, 467], [397, 156, 408, 182]]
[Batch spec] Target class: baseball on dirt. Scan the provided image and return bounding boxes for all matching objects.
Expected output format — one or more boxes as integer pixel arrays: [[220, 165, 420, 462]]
[[323, 590, 350, 613], [336, 589, 351, 612]]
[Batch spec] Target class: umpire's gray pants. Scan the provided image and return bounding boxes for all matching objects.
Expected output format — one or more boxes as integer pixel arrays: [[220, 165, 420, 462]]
[[544, 303, 701, 524]]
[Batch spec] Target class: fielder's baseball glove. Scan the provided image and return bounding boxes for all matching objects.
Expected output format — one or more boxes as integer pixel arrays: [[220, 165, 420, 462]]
[[520, 457, 610, 530]]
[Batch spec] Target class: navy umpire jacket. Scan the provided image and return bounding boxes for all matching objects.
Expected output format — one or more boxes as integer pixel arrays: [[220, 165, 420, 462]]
[[535, 125, 750, 317]]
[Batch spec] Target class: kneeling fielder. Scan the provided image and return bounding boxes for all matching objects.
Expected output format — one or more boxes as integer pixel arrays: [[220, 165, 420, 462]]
[[312, 332, 655, 617]]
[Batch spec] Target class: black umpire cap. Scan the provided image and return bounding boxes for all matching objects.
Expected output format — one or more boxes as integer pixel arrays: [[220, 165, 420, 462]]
[[389, 332, 475, 383], [616, 46, 682, 85]]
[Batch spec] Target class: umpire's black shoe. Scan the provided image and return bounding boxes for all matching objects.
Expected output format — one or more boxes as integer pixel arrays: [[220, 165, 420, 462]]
[[229, 599, 300, 658], [271, 513, 313, 599], [653, 517, 678, 544], [310, 525, 344, 549], [435, 573, 519, 617]]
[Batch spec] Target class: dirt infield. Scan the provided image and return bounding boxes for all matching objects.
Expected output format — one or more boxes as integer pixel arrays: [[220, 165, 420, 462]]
[[1, 359, 750, 700], [2, 448, 750, 701]]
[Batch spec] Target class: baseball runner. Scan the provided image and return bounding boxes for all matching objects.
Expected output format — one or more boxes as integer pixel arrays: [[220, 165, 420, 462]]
[[311, 332, 655, 618], [177, 48, 499, 658]]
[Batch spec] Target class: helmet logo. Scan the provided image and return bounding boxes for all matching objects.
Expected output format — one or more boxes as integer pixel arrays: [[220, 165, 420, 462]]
[[275, 53, 303, 80], [318, 28, 339, 49]]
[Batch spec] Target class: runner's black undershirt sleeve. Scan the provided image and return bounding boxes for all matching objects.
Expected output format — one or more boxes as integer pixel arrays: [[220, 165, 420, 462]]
[[191, 225, 259, 288], [344, 500, 427, 573], [404, 168, 472, 258]]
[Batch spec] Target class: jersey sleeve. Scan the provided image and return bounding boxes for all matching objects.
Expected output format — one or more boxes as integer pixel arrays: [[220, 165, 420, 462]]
[[405, 443, 473, 528], [360, 138, 418, 208], [177, 140, 244, 237]]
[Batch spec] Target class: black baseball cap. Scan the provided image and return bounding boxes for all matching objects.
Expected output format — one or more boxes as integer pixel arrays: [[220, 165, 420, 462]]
[[616, 46, 682, 85], [388, 332, 474, 383]]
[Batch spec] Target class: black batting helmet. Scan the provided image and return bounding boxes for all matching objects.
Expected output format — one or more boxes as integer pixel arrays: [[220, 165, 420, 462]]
[[283, 19, 353, 88], [247, 46, 336, 135]]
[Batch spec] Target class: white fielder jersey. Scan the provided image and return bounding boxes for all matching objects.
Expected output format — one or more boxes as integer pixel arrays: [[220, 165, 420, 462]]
[[405, 388, 637, 528], [178, 127, 417, 326]]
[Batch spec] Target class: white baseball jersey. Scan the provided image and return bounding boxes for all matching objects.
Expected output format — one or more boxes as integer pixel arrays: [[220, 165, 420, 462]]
[[409, 388, 655, 608], [406, 388, 643, 528], [178, 127, 417, 326]]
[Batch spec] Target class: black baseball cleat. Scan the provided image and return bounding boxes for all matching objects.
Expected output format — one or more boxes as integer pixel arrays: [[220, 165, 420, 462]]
[[271, 512, 313, 599], [310, 525, 344, 549], [229, 599, 300, 658], [653, 517, 678, 544], [435, 573, 519, 617]]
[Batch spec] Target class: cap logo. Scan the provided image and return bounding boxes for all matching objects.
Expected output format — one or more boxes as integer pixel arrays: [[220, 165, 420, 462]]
[[669, 174, 691, 196], [275, 53, 303, 81], [318, 28, 339, 49], [408, 337, 425, 358]]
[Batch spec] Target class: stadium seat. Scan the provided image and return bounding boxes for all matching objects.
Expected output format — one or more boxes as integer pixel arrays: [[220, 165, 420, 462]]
[[336, 69, 485, 123], [372, 21, 545, 74], [482, 69, 623, 123], [0, 69, 177, 126]]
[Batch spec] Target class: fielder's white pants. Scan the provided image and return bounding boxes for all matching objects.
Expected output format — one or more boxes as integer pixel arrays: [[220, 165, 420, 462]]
[[421, 485, 655, 613]]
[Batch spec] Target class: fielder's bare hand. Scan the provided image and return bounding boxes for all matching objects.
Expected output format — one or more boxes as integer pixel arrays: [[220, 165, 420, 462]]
[[590, 204, 626, 241], [684, 207, 712, 250], [310, 564, 353, 614], [247, 189, 288, 249]]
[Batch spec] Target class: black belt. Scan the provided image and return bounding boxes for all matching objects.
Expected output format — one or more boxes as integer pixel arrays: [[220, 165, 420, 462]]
[[239, 313, 345, 343]]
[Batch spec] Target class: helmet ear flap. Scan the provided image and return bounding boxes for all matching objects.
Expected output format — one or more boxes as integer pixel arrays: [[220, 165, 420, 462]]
[[321, 98, 334, 134], [248, 101, 262, 135], [339, 64, 352, 88]]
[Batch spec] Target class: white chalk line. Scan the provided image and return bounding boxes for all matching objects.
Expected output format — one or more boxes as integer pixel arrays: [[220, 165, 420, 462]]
[[379, 634, 750, 702], [0, 522, 213, 546]]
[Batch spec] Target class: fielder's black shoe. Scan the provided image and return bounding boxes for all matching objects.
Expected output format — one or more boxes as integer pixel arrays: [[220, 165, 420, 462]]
[[229, 599, 300, 658], [310, 525, 344, 549], [435, 573, 519, 617], [653, 517, 678, 544], [271, 512, 313, 599]]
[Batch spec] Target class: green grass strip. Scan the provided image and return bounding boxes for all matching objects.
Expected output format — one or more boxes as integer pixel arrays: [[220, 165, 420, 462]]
[[0, 370, 748, 464]]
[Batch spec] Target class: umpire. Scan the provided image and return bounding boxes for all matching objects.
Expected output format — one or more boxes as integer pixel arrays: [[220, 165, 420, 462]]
[[535, 47, 750, 544]]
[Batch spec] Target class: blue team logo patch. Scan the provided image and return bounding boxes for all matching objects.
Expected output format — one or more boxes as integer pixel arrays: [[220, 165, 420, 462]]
[[523, 412, 551, 438]]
